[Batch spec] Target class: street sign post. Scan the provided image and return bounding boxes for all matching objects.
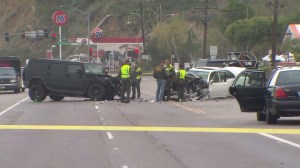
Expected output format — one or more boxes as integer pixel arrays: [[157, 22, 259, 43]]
[[52, 11, 68, 60]]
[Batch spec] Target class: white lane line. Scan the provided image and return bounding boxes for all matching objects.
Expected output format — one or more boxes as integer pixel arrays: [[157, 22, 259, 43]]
[[258, 133, 300, 148], [107, 132, 114, 139], [0, 97, 29, 116], [99, 115, 105, 121], [122, 166, 128, 168]]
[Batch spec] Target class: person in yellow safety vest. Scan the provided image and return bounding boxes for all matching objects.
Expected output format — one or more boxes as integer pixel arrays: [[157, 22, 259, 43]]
[[118, 59, 131, 103], [176, 64, 187, 102], [164, 59, 175, 101], [131, 62, 142, 100]]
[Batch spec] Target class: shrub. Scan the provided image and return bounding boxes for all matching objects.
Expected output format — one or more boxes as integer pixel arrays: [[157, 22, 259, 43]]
[[294, 54, 300, 62]]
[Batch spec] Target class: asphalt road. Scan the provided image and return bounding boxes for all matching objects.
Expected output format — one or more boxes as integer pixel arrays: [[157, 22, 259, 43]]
[[0, 77, 300, 168]]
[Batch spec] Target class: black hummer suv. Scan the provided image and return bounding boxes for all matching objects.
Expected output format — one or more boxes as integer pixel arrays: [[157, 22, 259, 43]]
[[23, 58, 120, 102]]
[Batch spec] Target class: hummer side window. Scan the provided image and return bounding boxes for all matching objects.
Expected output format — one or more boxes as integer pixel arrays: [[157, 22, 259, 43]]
[[67, 65, 82, 74], [49, 63, 66, 74]]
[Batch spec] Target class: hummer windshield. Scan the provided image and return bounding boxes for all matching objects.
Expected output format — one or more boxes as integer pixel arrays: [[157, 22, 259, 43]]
[[84, 63, 105, 75]]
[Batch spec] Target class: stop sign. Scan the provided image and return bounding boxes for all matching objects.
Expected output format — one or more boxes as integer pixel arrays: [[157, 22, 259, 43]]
[[52, 10, 68, 26], [90, 28, 103, 43]]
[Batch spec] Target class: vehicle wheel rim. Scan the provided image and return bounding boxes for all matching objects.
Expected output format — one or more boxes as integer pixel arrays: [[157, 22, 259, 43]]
[[90, 85, 102, 101], [33, 88, 41, 101]]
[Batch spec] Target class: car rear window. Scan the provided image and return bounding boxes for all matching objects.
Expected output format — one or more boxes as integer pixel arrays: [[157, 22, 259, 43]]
[[0, 68, 16, 76], [275, 70, 300, 85]]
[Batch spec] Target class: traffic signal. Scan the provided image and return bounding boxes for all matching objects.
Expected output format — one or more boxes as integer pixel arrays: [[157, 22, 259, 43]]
[[44, 29, 49, 38], [51, 33, 57, 42], [21, 31, 25, 39], [4, 33, 9, 41]]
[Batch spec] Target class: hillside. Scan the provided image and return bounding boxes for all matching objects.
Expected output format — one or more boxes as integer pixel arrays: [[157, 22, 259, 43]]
[[0, 0, 299, 65]]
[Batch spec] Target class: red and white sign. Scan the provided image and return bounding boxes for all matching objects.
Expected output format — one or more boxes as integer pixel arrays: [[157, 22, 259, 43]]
[[90, 28, 103, 43], [46, 50, 53, 59], [52, 10, 68, 26]]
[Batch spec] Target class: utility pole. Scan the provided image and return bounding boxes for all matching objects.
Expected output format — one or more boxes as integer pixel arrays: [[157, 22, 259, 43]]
[[271, 0, 279, 68], [203, 0, 208, 59], [140, 0, 146, 54]]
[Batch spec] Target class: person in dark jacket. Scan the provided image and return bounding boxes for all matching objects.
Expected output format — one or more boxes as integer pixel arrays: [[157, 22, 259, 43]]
[[131, 62, 142, 100], [176, 64, 187, 102], [118, 60, 131, 103], [153, 61, 167, 102]]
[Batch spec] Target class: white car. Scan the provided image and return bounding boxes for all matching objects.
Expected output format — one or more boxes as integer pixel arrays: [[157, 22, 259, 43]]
[[187, 66, 246, 98]]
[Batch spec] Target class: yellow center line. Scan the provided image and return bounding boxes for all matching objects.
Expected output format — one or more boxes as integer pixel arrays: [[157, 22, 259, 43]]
[[170, 101, 205, 114], [0, 125, 300, 134]]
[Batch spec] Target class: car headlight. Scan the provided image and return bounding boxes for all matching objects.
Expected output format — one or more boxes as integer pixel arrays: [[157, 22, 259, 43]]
[[10, 79, 16, 83]]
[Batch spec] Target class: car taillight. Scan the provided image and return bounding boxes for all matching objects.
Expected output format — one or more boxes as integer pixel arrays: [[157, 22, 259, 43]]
[[274, 87, 287, 98]]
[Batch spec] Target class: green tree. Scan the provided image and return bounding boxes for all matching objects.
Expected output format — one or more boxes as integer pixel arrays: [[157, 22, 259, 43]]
[[149, 16, 189, 63], [225, 16, 272, 50], [222, 0, 255, 27], [182, 28, 201, 62], [286, 39, 300, 62]]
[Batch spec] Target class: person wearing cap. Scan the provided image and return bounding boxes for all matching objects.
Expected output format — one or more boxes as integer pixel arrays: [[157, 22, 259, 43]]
[[131, 62, 142, 100], [118, 60, 131, 103]]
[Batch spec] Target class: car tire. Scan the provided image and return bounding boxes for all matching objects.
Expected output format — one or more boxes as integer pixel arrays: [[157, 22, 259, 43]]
[[49, 95, 64, 101], [266, 110, 277, 124], [88, 83, 106, 101], [256, 112, 266, 121], [29, 84, 47, 102]]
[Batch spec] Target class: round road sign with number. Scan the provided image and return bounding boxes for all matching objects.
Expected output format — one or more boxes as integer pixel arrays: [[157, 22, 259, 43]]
[[52, 11, 68, 26], [91, 28, 103, 43]]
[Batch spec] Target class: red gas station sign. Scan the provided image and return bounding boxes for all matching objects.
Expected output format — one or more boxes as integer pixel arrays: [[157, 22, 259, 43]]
[[90, 28, 103, 43], [52, 10, 68, 26]]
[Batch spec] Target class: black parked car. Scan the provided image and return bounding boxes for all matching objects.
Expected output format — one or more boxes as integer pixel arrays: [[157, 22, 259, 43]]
[[23, 58, 120, 102], [229, 66, 300, 124]]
